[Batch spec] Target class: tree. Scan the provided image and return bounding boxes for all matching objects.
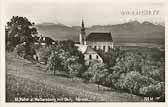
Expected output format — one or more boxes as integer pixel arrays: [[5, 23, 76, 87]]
[[47, 50, 62, 75], [35, 46, 52, 64], [67, 61, 83, 80], [47, 43, 84, 77], [15, 42, 27, 58], [114, 51, 143, 74], [105, 67, 121, 89], [6, 16, 37, 51], [139, 82, 165, 98], [83, 63, 108, 90], [96, 47, 122, 67], [116, 71, 151, 94], [104, 49, 164, 96]]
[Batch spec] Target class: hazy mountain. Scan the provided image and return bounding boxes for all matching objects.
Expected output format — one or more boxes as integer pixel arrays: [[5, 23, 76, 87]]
[[36, 21, 165, 44]]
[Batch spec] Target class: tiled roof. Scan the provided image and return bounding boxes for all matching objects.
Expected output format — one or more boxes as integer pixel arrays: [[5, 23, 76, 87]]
[[86, 32, 113, 42]]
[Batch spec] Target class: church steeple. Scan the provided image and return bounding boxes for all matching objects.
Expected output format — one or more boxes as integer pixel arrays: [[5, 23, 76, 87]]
[[79, 19, 86, 45], [81, 19, 85, 35]]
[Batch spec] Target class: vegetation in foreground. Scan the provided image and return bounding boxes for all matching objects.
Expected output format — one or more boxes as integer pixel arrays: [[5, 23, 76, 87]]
[[6, 16, 165, 102], [6, 74, 90, 102], [6, 55, 143, 102]]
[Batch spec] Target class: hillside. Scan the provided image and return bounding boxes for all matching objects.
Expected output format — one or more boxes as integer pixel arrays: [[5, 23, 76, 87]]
[[36, 21, 165, 44], [6, 53, 143, 102]]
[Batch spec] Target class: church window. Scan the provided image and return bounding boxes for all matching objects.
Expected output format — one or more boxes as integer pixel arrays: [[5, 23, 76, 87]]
[[94, 46, 97, 49], [89, 54, 92, 60], [89, 61, 91, 65], [108, 46, 111, 51], [103, 46, 106, 51], [96, 55, 99, 59]]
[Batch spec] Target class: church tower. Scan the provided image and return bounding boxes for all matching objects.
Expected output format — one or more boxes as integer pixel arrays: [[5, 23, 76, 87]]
[[79, 19, 86, 45]]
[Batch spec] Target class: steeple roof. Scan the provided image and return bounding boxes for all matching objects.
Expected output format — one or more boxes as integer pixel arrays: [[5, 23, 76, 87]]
[[81, 19, 85, 32]]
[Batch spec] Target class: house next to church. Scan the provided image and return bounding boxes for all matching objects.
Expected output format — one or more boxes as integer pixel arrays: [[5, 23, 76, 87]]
[[75, 19, 114, 65]]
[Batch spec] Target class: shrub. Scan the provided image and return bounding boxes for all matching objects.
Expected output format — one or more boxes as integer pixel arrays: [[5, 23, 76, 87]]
[[83, 63, 108, 89], [48, 50, 63, 75], [47, 44, 84, 78], [102, 50, 165, 97], [14, 43, 26, 58], [139, 82, 165, 97], [115, 71, 152, 94], [37, 46, 52, 64]]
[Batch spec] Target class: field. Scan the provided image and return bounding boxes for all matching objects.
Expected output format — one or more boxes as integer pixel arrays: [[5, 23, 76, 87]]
[[6, 52, 143, 102]]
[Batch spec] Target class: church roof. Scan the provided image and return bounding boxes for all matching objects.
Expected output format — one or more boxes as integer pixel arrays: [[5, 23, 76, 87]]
[[75, 44, 88, 54], [84, 46, 97, 54], [75, 44, 97, 54], [86, 32, 113, 42]]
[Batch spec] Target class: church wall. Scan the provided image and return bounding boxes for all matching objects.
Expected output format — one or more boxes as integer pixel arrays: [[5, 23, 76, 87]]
[[84, 53, 103, 65], [86, 41, 113, 52]]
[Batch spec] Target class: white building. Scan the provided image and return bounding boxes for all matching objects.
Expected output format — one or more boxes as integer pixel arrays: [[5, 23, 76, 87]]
[[76, 19, 114, 65], [75, 44, 103, 65], [86, 32, 113, 52], [79, 20, 113, 52]]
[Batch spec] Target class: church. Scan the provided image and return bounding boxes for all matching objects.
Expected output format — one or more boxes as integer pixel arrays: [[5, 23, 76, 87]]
[[75, 20, 114, 65], [79, 20, 113, 52]]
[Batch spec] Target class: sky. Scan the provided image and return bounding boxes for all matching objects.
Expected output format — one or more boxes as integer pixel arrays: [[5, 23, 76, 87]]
[[4, 0, 165, 27]]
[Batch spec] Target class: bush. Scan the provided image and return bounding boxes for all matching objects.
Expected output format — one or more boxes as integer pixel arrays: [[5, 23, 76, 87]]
[[47, 43, 84, 78], [48, 50, 63, 75], [101, 49, 165, 97], [139, 82, 165, 97], [14, 43, 26, 58], [36, 46, 52, 64], [115, 71, 152, 94], [97, 47, 122, 66], [83, 63, 108, 89]]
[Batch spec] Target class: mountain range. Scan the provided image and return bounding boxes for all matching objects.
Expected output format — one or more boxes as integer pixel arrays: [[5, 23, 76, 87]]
[[36, 21, 165, 44]]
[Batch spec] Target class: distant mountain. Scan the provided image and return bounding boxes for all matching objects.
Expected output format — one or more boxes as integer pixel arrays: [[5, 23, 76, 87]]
[[38, 22, 56, 25], [36, 21, 165, 44], [36, 23, 78, 41]]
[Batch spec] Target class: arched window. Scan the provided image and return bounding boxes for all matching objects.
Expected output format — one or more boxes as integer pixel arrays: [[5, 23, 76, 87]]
[[89, 54, 92, 60], [103, 46, 106, 51], [96, 55, 99, 59], [94, 46, 97, 49], [108, 46, 111, 51]]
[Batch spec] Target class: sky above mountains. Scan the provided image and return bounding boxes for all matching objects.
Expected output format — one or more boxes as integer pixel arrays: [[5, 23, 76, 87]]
[[5, 0, 164, 27]]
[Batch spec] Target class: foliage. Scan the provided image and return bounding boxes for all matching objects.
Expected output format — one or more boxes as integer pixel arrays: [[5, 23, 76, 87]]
[[103, 49, 165, 98], [116, 71, 153, 94], [6, 16, 165, 99], [48, 50, 63, 75], [139, 82, 165, 97], [47, 41, 85, 78], [6, 16, 37, 51], [84, 48, 165, 98], [83, 62, 108, 89], [6, 74, 79, 102], [97, 47, 122, 66], [36, 45, 52, 64], [14, 43, 27, 58]]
